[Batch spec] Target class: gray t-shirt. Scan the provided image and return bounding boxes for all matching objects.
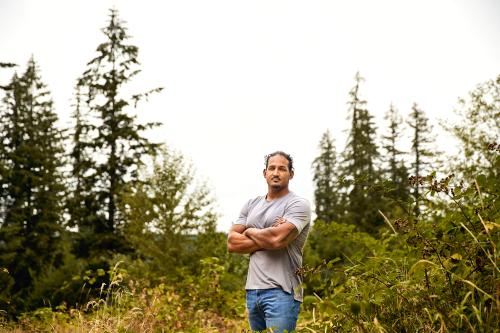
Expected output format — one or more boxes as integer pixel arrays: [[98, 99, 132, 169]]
[[234, 191, 311, 302]]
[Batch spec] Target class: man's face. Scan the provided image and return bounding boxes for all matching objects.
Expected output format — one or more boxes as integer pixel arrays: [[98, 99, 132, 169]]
[[263, 154, 294, 190]]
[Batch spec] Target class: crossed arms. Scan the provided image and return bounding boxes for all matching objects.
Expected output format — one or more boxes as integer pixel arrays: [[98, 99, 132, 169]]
[[227, 217, 299, 253]]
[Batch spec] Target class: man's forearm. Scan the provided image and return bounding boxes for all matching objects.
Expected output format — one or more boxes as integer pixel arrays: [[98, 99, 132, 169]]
[[244, 226, 295, 250], [227, 231, 262, 253]]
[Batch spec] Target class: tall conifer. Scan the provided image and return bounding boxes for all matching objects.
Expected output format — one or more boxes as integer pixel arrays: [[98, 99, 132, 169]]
[[407, 103, 436, 216], [340, 72, 382, 232], [312, 130, 341, 223], [381, 104, 410, 212], [69, 9, 162, 260], [0, 58, 65, 312]]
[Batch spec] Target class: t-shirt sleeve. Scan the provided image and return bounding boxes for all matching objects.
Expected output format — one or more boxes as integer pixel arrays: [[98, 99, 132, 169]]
[[233, 200, 250, 226], [283, 197, 311, 234]]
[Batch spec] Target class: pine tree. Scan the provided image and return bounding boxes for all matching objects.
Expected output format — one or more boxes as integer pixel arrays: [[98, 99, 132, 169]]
[[312, 130, 341, 223], [381, 104, 410, 213], [68, 9, 162, 260], [407, 103, 436, 216], [340, 72, 382, 232], [66, 87, 101, 257], [0, 58, 66, 313]]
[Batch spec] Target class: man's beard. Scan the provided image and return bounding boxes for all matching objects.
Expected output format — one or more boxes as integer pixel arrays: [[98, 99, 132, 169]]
[[270, 183, 283, 191]]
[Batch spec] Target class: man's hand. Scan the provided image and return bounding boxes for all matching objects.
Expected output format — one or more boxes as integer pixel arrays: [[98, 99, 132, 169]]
[[227, 224, 262, 254], [272, 216, 287, 227], [244, 218, 298, 250]]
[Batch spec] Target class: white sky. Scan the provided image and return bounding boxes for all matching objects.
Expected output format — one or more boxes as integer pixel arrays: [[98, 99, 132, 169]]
[[1, 0, 499, 232]]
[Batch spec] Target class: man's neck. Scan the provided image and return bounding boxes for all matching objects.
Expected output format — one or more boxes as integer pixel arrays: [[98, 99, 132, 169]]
[[266, 188, 290, 201]]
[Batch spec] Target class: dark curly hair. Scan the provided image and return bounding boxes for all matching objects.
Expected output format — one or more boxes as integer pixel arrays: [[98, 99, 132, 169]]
[[264, 151, 294, 171]]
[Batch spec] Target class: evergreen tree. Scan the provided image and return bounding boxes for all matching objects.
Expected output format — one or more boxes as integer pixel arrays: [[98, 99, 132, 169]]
[[121, 147, 220, 279], [0, 58, 65, 313], [381, 104, 410, 213], [340, 72, 382, 232], [67, 86, 102, 258], [68, 9, 162, 261], [312, 130, 342, 222], [407, 103, 436, 216]]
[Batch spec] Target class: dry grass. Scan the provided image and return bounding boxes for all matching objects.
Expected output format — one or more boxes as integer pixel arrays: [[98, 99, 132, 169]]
[[0, 262, 248, 333], [0, 303, 247, 333]]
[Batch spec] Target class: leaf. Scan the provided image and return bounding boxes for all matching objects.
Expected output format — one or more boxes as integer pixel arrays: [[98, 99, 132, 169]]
[[443, 259, 455, 270], [484, 222, 499, 232], [450, 253, 462, 261], [327, 257, 342, 268], [409, 259, 438, 275]]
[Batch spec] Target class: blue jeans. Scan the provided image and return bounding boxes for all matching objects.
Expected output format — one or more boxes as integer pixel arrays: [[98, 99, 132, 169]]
[[246, 288, 301, 333]]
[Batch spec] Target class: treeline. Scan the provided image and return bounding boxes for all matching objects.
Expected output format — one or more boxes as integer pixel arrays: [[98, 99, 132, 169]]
[[0, 8, 498, 332], [0, 9, 228, 318], [305, 73, 499, 331], [312, 72, 439, 233]]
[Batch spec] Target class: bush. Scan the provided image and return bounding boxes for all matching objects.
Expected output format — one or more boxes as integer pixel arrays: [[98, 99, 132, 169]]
[[300, 173, 499, 332]]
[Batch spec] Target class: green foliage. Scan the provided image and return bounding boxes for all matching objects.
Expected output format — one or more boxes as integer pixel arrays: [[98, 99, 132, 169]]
[[27, 239, 87, 309], [3, 260, 247, 332], [0, 57, 66, 314], [445, 74, 499, 181], [68, 8, 162, 261], [381, 104, 410, 216], [121, 147, 223, 280], [0, 14, 497, 332], [339, 72, 383, 233], [312, 130, 342, 223], [302, 76, 498, 332], [303, 220, 383, 298], [301, 172, 498, 332], [176, 257, 246, 318], [407, 102, 439, 216]]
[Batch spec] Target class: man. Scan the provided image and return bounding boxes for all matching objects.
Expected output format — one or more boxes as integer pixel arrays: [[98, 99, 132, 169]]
[[227, 151, 311, 333]]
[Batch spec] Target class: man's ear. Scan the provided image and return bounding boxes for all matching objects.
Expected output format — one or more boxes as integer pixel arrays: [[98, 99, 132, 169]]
[[289, 170, 294, 179], [263, 169, 266, 178]]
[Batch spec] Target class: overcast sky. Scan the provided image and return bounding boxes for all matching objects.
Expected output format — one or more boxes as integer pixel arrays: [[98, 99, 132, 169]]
[[1, 0, 499, 231]]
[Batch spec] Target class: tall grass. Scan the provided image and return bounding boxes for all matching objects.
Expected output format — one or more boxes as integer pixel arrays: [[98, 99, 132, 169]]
[[1, 261, 247, 332]]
